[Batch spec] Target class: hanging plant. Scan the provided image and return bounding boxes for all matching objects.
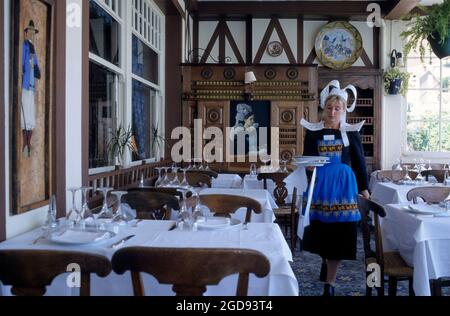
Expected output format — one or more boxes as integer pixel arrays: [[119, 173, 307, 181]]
[[383, 68, 411, 97], [401, 0, 450, 61], [108, 124, 136, 165]]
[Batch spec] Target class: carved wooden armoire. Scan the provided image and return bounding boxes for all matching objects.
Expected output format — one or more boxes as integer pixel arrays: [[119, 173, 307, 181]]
[[182, 64, 319, 168]]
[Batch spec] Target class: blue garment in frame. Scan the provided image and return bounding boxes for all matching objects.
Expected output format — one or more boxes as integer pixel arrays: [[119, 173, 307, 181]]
[[22, 40, 40, 91]]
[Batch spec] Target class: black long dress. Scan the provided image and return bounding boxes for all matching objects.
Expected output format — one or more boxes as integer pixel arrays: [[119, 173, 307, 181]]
[[302, 129, 369, 260]]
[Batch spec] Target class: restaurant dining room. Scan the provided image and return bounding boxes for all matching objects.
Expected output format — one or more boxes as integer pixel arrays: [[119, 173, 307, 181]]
[[1, 0, 450, 300]]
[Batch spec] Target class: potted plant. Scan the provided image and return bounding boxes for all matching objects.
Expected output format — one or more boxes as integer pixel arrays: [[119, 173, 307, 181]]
[[108, 124, 136, 166], [152, 123, 168, 161], [384, 68, 411, 97], [401, 0, 450, 61]]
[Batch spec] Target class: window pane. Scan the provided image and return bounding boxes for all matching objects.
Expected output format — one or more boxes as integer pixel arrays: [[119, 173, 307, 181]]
[[407, 90, 440, 120], [132, 35, 159, 85], [443, 57, 450, 91], [441, 120, 450, 152], [407, 120, 440, 152], [132, 80, 157, 160], [89, 62, 117, 168], [90, 0, 120, 66], [407, 57, 441, 89]]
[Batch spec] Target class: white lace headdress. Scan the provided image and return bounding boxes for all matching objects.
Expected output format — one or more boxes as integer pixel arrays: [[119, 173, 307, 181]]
[[301, 80, 364, 147]]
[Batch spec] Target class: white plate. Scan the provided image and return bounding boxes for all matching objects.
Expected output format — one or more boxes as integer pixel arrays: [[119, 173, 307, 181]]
[[294, 156, 329, 163], [48, 228, 116, 245], [404, 204, 446, 215], [196, 218, 242, 231]]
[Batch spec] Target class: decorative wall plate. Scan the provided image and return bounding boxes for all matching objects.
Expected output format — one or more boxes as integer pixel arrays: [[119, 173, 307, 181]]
[[267, 41, 284, 57], [314, 21, 363, 70], [223, 67, 236, 80]]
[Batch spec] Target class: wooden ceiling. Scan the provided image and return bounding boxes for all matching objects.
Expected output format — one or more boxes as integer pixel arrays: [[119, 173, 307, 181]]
[[187, 0, 423, 20]]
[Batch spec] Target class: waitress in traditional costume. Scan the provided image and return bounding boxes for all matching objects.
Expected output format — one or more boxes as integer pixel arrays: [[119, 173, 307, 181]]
[[301, 80, 370, 296]]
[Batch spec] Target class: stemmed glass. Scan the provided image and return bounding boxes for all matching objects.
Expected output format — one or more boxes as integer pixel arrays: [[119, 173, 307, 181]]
[[393, 158, 403, 171], [403, 166, 412, 182], [138, 171, 145, 188], [96, 187, 114, 220], [170, 166, 181, 187], [427, 160, 433, 171], [111, 191, 129, 226], [250, 164, 257, 177], [66, 187, 81, 226], [281, 160, 289, 173], [160, 167, 171, 187], [180, 168, 191, 189], [154, 167, 164, 187], [80, 186, 94, 222], [176, 189, 192, 230]]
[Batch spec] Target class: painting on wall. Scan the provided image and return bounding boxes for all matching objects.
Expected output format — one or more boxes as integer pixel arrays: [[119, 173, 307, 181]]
[[229, 101, 271, 158], [10, 0, 54, 214]]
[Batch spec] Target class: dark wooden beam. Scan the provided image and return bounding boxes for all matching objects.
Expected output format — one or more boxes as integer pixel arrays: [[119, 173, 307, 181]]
[[218, 19, 226, 63], [193, 15, 199, 63], [171, 0, 185, 16], [245, 15, 252, 65], [55, 0, 67, 219], [154, 0, 179, 15], [0, 0, 6, 242], [222, 21, 245, 64], [385, 0, 419, 20], [297, 17, 304, 64], [199, 23, 221, 63], [82, 0, 89, 190], [195, 1, 389, 19], [165, 14, 183, 157]]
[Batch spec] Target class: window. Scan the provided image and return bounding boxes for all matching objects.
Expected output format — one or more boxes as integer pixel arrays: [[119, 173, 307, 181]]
[[88, 0, 164, 172], [406, 49, 450, 152], [89, 62, 118, 168]]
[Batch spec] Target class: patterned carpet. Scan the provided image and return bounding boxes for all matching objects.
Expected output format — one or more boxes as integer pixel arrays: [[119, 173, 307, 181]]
[[288, 231, 448, 296]]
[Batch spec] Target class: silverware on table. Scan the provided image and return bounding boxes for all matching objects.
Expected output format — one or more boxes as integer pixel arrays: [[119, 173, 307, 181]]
[[109, 235, 135, 248]]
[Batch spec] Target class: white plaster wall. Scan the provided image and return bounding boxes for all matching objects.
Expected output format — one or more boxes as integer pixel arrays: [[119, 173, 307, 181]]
[[198, 21, 219, 63]]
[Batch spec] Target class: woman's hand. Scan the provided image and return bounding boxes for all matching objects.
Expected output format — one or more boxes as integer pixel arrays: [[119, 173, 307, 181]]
[[361, 190, 370, 199]]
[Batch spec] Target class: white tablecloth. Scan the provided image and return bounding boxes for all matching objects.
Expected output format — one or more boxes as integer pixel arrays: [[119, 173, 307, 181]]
[[211, 174, 243, 189], [199, 188, 277, 223], [371, 182, 447, 206], [383, 204, 450, 296], [0, 221, 298, 296]]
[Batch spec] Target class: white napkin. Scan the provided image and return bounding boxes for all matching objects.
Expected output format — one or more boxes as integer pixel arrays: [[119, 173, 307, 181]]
[[407, 204, 446, 215], [51, 229, 111, 244], [197, 218, 231, 229]]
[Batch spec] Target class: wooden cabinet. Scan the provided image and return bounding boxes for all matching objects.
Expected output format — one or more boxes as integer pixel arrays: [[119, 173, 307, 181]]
[[318, 68, 383, 173], [181, 65, 319, 167]]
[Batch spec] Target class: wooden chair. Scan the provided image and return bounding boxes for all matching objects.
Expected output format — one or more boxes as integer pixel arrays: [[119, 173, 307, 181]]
[[199, 195, 261, 224], [128, 187, 193, 200], [358, 195, 414, 296], [422, 170, 447, 183], [111, 247, 270, 296], [273, 187, 299, 251], [146, 172, 212, 188], [376, 170, 418, 182], [406, 186, 450, 204], [257, 172, 290, 205], [0, 250, 111, 296], [123, 191, 180, 220], [186, 169, 219, 179]]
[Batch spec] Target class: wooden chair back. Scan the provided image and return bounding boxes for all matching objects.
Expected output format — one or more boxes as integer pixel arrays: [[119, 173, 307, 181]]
[[422, 170, 447, 183], [257, 172, 290, 205], [376, 170, 418, 182], [407, 186, 450, 204], [146, 172, 212, 188], [111, 247, 270, 296], [358, 196, 386, 266], [199, 195, 261, 223], [123, 191, 180, 220], [0, 250, 111, 296], [128, 187, 193, 200], [186, 169, 219, 179]]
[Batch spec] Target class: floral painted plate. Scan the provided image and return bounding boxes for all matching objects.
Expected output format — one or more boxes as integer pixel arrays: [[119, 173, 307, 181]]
[[315, 21, 363, 70]]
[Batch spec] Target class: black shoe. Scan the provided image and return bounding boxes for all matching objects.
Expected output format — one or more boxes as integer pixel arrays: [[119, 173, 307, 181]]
[[323, 284, 335, 296], [319, 262, 327, 282]]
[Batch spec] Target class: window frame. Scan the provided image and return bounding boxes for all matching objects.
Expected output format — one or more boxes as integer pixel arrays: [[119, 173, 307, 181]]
[[88, 0, 165, 175], [403, 56, 450, 159]]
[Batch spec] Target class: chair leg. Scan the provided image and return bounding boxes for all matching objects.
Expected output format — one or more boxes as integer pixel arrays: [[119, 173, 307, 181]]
[[388, 277, 398, 296], [430, 279, 442, 296], [408, 278, 415, 296]]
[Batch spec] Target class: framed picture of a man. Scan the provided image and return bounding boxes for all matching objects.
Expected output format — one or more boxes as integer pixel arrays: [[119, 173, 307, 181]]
[[10, 0, 54, 214]]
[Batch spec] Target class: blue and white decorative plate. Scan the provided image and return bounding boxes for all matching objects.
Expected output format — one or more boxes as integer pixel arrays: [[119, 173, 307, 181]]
[[315, 21, 363, 70]]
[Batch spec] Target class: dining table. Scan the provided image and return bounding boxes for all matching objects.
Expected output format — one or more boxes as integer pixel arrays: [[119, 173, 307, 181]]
[[382, 203, 450, 296], [0, 220, 298, 296]]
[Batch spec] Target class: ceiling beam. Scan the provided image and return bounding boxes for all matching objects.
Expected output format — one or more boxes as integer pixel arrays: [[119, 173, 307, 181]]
[[385, 0, 419, 20], [194, 1, 390, 19]]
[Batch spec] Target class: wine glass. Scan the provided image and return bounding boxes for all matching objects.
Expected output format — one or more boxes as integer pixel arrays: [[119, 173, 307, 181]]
[[250, 164, 257, 177], [138, 171, 145, 188], [154, 167, 164, 187], [170, 167, 181, 187], [80, 186, 94, 223], [96, 187, 114, 220], [281, 160, 289, 173], [427, 160, 433, 171], [111, 191, 129, 226], [176, 189, 192, 230], [160, 167, 171, 187], [180, 168, 191, 189], [66, 187, 81, 226]]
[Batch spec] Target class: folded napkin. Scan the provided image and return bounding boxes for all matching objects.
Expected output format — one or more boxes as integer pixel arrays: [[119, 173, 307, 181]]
[[51, 229, 111, 244], [407, 204, 446, 215]]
